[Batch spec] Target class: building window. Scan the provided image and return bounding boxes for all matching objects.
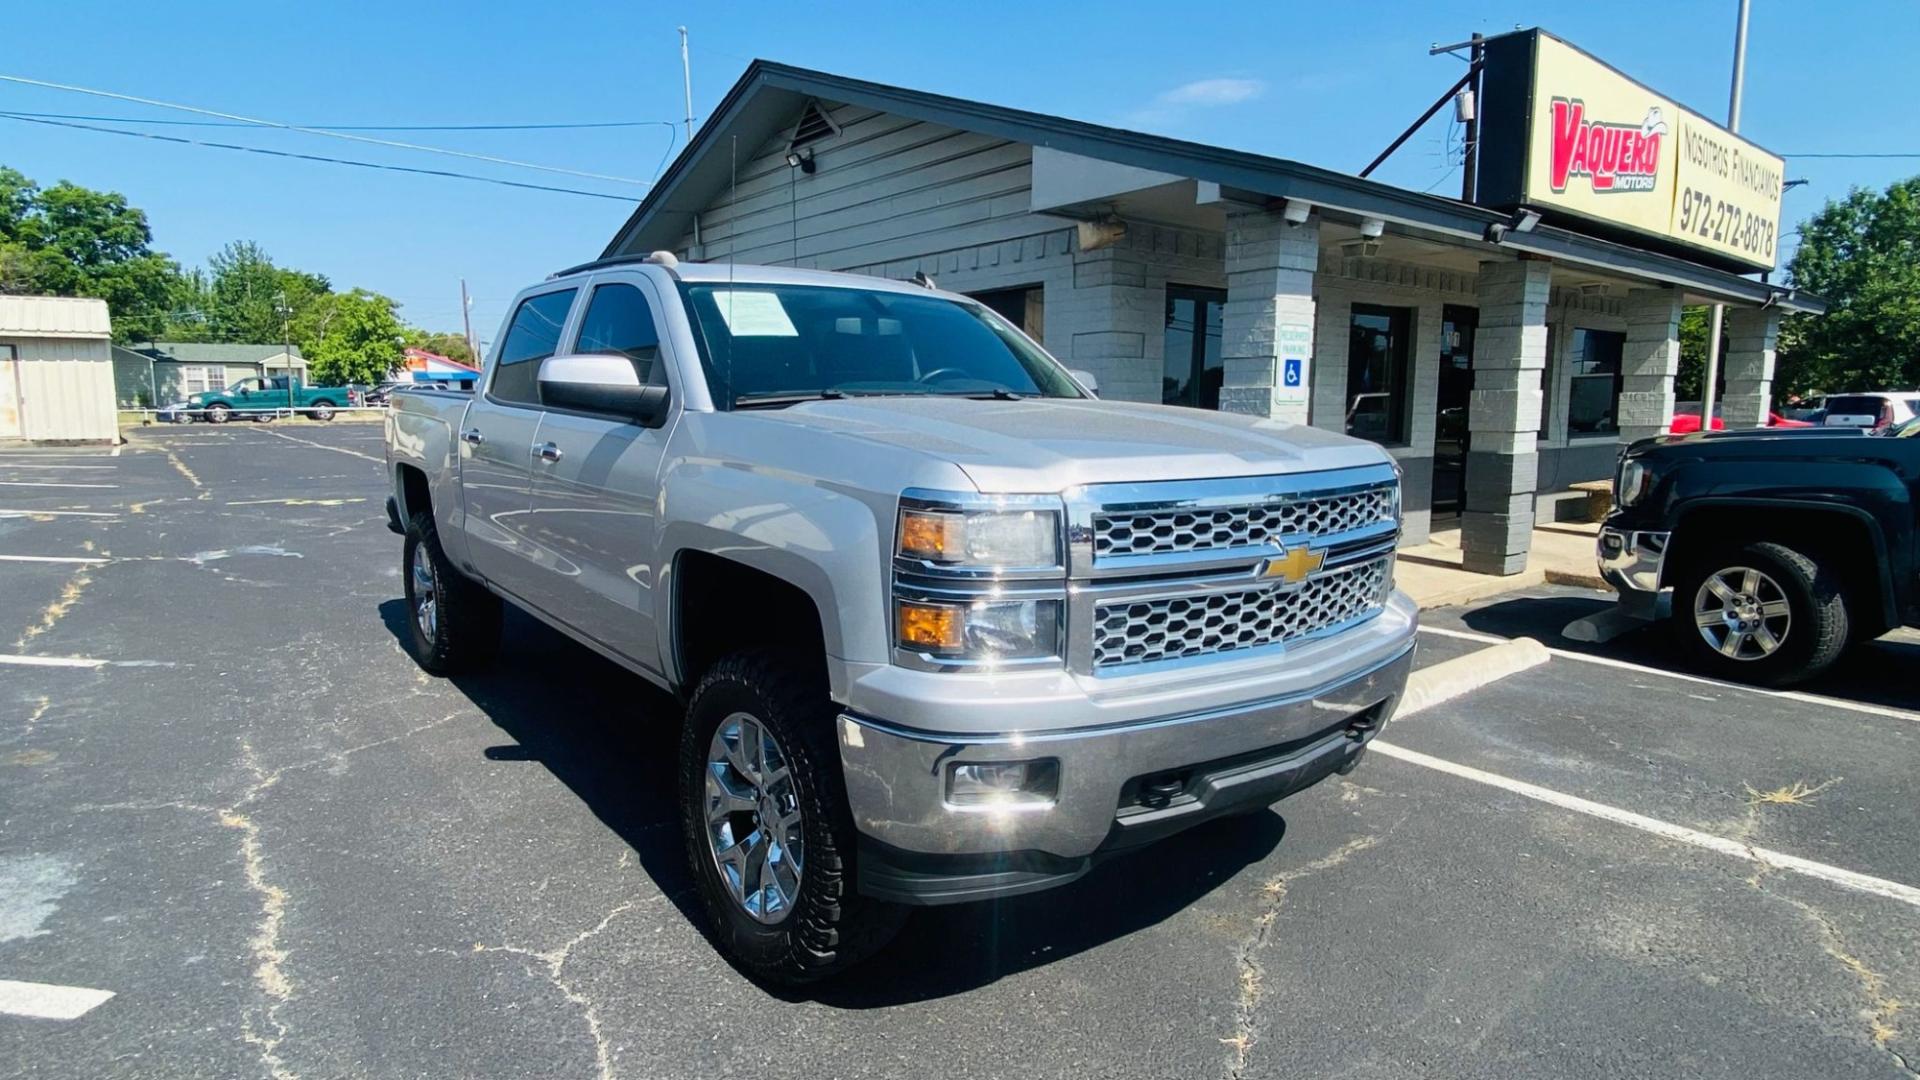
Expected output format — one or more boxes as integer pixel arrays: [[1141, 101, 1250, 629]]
[[970, 285, 1044, 342], [1567, 328, 1625, 435], [1161, 285, 1226, 409], [183, 366, 227, 394], [1346, 304, 1412, 443]]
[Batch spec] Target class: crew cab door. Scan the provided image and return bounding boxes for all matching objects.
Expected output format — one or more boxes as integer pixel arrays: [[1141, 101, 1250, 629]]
[[458, 286, 578, 596], [520, 273, 675, 672]]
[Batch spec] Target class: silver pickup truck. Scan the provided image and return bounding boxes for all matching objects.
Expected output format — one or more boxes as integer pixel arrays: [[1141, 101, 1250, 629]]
[[385, 254, 1416, 983]]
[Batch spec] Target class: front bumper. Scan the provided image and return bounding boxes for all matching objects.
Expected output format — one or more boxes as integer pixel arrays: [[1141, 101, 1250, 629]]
[[839, 639, 1413, 904], [1597, 527, 1671, 619]]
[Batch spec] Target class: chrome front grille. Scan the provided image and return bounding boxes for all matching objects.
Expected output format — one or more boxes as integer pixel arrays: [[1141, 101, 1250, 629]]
[[1092, 487, 1395, 560], [1090, 556, 1391, 670]]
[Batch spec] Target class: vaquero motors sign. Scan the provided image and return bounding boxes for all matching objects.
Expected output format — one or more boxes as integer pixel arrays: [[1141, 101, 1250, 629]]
[[1474, 28, 1785, 272]]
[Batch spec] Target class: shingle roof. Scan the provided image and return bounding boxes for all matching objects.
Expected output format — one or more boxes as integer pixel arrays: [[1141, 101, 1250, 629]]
[[124, 342, 305, 364]]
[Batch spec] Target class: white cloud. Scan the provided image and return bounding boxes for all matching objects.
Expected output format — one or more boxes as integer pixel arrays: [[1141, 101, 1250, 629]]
[[1125, 77, 1266, 128]]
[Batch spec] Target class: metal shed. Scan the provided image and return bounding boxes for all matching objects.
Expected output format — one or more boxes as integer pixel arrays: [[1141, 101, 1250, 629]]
[[0, 295, 117, 444]]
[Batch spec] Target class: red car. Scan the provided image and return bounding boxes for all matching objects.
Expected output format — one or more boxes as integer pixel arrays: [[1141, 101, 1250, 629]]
[[1668, 409, 1811, 434]]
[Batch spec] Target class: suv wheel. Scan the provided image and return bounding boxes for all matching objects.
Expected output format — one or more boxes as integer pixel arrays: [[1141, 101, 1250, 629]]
[[1670, 540, 1847, 687], [206, 403, 231, 424], [402, 510, 500, 675], [679, 651, 904, 984]]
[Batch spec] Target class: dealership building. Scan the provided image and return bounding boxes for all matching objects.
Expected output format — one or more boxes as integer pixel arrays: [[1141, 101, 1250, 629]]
[[604, 28, 1818, 574]]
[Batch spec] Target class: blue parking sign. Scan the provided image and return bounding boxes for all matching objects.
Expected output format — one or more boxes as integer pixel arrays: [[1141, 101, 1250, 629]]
[[1282, 358, 1303, 387]]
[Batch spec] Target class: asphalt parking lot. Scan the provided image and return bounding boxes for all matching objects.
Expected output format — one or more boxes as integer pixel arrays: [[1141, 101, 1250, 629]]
[[3, 422, 1919, 1079]]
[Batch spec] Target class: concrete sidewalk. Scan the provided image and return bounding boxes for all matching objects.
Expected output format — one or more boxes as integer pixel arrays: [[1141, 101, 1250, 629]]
[[1396, 520, 1607, 608]]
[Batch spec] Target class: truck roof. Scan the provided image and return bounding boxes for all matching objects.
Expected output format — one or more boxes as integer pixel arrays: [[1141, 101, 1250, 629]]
[[547, 255, 966, 302]]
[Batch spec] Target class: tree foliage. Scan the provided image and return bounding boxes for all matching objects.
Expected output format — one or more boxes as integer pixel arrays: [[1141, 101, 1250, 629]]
[[1778, 176, 1920, 395], [306, 290, 405, 386], [401, 328, 474, 364], [0, 166, 182, 341]]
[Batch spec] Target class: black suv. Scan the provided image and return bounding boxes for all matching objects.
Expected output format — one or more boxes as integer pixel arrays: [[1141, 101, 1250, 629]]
[[1599, 417, 1919, 686]]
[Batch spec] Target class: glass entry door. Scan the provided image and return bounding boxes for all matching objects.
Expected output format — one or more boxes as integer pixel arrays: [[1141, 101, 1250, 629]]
[[1432, 305, 1477, 520], [1162, 285, 1226, 409]]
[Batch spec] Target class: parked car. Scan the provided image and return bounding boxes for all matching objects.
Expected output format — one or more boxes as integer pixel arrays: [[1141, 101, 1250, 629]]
[[1820, 392, 1920, 431], [186, 375, 351, 422], [1599, 418, 1920, 686], [360, 380, 408, 407], [1667, 404, 1812, 434], [385, 256, 1415, 983]]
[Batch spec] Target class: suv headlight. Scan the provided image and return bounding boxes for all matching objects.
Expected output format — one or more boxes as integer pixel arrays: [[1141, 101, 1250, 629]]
[[1617, 458, 1651, 507], [898, 506, 1059, 568]]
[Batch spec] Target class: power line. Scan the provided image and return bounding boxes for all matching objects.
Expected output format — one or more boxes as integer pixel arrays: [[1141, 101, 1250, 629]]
[[0, 109, 678, 132], [0, 113, 634, 202], [0, 72, 647, 185]]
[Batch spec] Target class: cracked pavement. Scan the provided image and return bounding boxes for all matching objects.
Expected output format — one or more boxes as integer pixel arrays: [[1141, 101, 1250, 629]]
[[3, 425, 1919, 1079]]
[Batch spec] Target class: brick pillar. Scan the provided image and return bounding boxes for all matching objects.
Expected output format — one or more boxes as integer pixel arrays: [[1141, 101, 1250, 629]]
[[1220, 209, 1318, 423], [1462, 259, 1551, 576], [1063, 243, 1159, 403], [1617, 288, 1683, 444], [1720, 306, 1780, 429]]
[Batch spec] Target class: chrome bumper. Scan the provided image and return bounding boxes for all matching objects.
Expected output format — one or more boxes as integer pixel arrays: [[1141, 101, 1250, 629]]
[[1598, 527, 1670, 619], [836, 641, 1413, 876]]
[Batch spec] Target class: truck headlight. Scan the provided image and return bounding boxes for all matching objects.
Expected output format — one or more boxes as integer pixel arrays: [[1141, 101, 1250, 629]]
[[899, 506, 1059, 568], [1617, 459, 1651, 507], [897, 597, 1061, 661]]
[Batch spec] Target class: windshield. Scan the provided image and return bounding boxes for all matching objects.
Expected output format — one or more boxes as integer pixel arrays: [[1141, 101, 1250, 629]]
[[679, 283, 1084, 408]]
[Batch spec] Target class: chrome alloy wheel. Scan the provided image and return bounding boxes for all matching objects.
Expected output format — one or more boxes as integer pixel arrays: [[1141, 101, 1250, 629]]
[[704, 712, 804, 924], [1693, 565, 1791, 661], [410, 543, 438, 641]]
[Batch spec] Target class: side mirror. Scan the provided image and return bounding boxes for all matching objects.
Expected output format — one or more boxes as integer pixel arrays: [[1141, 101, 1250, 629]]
[[538, 354, 672, 427], [1068, 368, 1100, 397]]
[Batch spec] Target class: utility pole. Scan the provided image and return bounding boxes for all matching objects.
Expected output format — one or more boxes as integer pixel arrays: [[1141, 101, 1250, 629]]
[[1460, 32, 1484, 202], [277, 290, 293, 417], [1699, 0, 1750, 430], [460, 279, 477, 364]]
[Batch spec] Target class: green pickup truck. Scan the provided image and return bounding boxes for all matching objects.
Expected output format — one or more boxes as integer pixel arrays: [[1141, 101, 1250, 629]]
[[180, 376, 356, 422]]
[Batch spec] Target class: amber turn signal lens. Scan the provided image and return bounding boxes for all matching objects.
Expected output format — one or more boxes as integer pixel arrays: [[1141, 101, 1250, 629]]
[[898, 509, 956, 561], [898, 601, 963, 651]]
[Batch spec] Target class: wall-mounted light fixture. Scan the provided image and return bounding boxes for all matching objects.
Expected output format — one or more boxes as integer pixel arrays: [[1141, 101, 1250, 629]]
[[1358, 217, 1385, 239], [784, 148, 816, 174]]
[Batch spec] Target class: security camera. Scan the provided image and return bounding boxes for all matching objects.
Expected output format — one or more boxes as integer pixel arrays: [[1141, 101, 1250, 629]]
[[1281, 199, 1312, 225]]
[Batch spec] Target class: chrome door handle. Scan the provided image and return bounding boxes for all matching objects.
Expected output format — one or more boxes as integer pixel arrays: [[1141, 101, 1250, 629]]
[[459, 428, 485, 446], [533, 441, 562, 463]]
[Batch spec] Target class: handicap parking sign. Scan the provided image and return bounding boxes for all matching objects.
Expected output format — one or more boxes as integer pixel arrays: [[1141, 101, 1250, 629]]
[[1282, 358, 1303, 387]]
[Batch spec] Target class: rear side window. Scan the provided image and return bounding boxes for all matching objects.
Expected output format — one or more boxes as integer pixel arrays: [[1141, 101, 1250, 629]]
[[1824, 396, 1887, 426], [491, 289, 577, 405], [574, 283, 665, 385]]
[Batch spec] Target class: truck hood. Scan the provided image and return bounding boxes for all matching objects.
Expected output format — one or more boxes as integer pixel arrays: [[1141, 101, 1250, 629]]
[[749, 397, 1391, 491]]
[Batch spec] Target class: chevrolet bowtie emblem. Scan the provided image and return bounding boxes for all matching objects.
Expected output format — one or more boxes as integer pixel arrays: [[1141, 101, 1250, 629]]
[[1262, 545, 1326, 585]]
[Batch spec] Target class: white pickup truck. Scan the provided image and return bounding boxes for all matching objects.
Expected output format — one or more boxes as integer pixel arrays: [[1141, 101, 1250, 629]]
[[385, 254, 1416, 982]]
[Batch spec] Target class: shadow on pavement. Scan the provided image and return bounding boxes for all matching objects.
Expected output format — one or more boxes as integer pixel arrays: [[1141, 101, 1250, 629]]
[[1454, 592, 1920, 712], [380, 598, 1288, 1004]]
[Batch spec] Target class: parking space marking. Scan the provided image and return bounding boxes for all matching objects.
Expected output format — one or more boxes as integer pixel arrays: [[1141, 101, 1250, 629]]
[[1418, 624, 1920, 725], [0, 654, 105, 668], [1396, 637, 1551, 718], [0, 464, 117, 471], [0, 555, 110, 565], [0, 979, 116, 1021], [1370, 740, 1920, 909], [252, 428, 383, 464], [0, 481, 119, 489], [0, 510, 119, 518]]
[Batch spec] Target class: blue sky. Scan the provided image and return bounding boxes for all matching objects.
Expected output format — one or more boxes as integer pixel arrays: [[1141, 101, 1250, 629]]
[[3, 1, 1914, 347]]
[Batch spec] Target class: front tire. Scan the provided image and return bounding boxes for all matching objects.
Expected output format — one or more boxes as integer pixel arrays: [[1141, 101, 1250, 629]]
[[402, 510, 501, 675], [205, 403, 231, 424], [679, 651, 904, 984], [1669, 540, 1847, 687]]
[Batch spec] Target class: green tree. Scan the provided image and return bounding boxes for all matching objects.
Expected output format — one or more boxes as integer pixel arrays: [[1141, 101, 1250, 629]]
[[204, 240, 330, 344], [1778, 176, 1920, 396], [306, 289, 404, 386], [0, 166, 188, 341], [400, 327, 474, 365]]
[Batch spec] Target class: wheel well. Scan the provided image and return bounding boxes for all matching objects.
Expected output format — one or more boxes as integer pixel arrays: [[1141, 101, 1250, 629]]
[[395, 464, 431, 524], [673, 550, 827, 694], [1669, 504, 1892, 634]]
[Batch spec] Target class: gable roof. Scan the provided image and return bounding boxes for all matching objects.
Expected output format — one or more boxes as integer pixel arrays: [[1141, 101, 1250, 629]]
[[607, 60, 1819, 314], [119, 342, 305, 365]]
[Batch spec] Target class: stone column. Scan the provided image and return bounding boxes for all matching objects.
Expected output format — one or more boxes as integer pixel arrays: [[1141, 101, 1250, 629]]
[[1220, 209, 1318, 423], [1617, 288, 1683, 444], [1061, 242, 1159, 403], [1720, 306, 1781, 429], [1462, 259, 1551, 576]]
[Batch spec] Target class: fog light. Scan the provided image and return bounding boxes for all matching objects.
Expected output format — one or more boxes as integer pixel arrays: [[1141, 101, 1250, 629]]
[[947, 760, 1059, 809]]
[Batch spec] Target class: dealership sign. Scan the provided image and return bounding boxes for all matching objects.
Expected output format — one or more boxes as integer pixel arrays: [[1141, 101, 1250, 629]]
[[1475, 29, 1785, 271]]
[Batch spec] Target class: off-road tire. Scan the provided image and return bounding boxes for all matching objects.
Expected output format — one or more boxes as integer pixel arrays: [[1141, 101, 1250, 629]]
[[402, 509, 500, 675], [679, 650, 905, 984], [1669, 540, 1847, 688]]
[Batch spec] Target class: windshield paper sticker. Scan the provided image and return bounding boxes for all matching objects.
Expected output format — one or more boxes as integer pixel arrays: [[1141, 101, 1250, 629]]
[[711, 290, 799, 337]]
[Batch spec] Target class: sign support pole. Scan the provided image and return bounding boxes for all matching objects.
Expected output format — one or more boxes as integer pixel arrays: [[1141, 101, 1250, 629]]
[[1700, 0, 1751, 430]]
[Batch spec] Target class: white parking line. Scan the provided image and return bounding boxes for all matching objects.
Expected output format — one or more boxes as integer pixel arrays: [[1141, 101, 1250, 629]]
[[0, 510, 119, 518], [1370, 740, 1920, 910], [0, 654, 105, 668], [0, 481, 118, 489], [0, 979, 116, 1020], [253, 428, 383, 464], [0, 464, 117, 470], [0, 555, 109, 565], [1417, 624, 1920, 724], [1398, 637, 1551, 718]]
